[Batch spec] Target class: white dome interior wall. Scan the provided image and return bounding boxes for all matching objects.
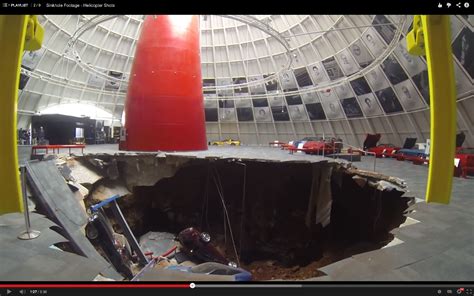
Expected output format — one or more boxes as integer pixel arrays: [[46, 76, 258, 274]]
[[17, 15, 474, 147]]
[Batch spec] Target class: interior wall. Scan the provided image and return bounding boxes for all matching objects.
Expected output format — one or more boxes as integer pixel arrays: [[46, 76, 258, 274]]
[[206, 97, 474, 147], [15, 15, 474, 148]]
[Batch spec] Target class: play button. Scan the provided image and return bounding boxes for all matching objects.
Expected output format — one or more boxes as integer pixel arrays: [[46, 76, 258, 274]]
[[7, 290, 11, 295]]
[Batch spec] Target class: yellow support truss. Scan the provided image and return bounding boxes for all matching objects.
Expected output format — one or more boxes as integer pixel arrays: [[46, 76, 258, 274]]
[[0, 15, 43, 214], [408, 15, 457, 204]]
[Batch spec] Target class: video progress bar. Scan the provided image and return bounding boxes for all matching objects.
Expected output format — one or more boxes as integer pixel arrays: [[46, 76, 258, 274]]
[[196, 285, 302, 288], [196, 284, 474, 288]]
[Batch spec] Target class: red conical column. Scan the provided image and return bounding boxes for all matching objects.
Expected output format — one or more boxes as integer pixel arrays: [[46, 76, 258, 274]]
[[120, 15, 207, 151]]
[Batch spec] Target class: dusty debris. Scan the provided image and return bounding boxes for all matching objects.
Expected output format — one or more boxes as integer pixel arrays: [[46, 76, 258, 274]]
[[352, 175, 368, 188], [107, 159, 119, 180], [43, 154, 58, 161], [59, 164, 71, 179], [154, 258, 176, 269], [120, 156, 188, 189], [68, 158, 103, 188], [86, 158, 120, 180], [346, 167, 407, 188], [67, 181, 89, 198], [88, 158, 107, 168], [265, 260, 276, 267], [89, 180, 131, 202], [242, 260, 325, 280], [66, 182, 88, 227], [139, 231, 176, 258], [76, 154, 190, 190]]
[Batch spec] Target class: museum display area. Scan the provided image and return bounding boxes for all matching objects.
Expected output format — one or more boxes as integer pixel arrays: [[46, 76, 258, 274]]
[[0, 15, 473, 284]]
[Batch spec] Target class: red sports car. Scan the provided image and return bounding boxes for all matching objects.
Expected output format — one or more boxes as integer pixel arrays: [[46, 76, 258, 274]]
[[368, 144, 400, 158], [281, 137, 320, 150], [455, 147, 474, 178], [303, 138, 340, 155]]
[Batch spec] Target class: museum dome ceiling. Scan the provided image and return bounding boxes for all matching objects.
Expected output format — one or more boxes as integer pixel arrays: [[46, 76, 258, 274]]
[[18, 15, 473, 124]]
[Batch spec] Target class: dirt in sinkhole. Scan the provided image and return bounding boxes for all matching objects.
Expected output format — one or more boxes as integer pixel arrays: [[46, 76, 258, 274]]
[[239, 234, 395, 280], [99, 160, 411, 280], [214, 230, 395, 280]]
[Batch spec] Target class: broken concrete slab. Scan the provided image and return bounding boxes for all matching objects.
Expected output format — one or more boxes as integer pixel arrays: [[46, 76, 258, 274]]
[[139, 231, 176, 258], [352, 175, 368, 188], [120, 156, 187, 189], [107, 159, 120, 180], [68, 158, 104, 188], [78, 154, 188, 190], [90, 179, 131, 202], [346, 167, 407, 189], [67, 181, 89, 198], [25, 160, 122, 280], [0, 212, 122, 281], [43, 154, 58, 161], [1, 240, 120, 281], [58, 163, 72, 180]]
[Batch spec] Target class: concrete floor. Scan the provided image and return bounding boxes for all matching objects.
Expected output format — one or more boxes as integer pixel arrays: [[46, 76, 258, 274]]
[[319, 155, 474, 280], [80, 144, 474, 281], [2, 144, 473, 281], [83, 144, 336, 164]]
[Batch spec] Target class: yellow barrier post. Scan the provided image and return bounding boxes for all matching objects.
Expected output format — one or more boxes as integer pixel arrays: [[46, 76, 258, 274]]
[[408, 15, 456, 204], [422, 15, 457, 204], [0, 16, 29, 214]]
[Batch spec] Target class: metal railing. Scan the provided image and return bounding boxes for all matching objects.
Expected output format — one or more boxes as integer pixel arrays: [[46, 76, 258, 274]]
[[333, 141, 377, 172]]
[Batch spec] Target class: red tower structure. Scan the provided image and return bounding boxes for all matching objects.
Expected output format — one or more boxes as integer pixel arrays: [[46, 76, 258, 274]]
[[119, 15, 207, 151]]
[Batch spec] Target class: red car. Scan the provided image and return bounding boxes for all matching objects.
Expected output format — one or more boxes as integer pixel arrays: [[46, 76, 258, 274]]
[[368, 144, 400, 158], [456, 147, 474, 178], [281, 137, 320, 150], [303, 138, 341, 155]]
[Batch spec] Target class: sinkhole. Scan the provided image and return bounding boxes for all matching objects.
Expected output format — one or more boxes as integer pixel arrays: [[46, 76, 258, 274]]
[[87, 157, 414, 280]]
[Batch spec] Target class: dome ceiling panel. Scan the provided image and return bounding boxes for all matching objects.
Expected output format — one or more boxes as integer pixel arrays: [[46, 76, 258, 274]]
[[301, 43, 321, 62], [365, 65, 390, 91], [17, 15, 472, 127], [349, 40, 374, 68], [311, 37, 332, 59], [24, 78, 43, 93], [392, 79, 426, 111], [335, 19, 360, 44], [325, 30, 346, 52], [454, 61, 473, 96], [336, 49, 360, 75], [19, 92, 41, 111], [361, 27, 387, 57]]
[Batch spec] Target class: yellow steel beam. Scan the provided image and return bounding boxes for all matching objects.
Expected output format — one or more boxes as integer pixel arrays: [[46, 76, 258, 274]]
[[422, 16, 457, 204], [0, 15, 39, 214], [408, 15, 456, 204]]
